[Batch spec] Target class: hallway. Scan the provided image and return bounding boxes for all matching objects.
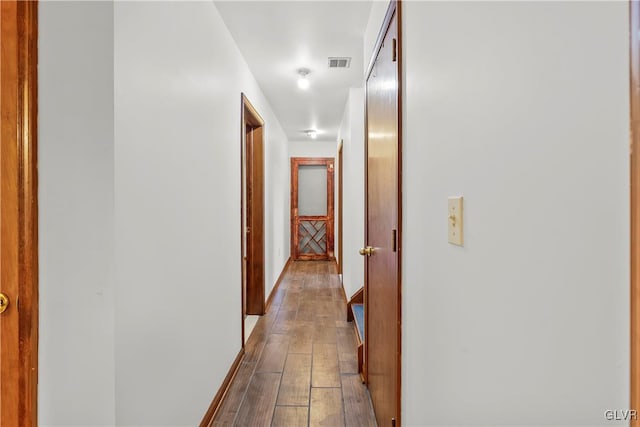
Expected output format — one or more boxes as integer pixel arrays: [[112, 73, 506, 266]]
[[212, 261, 377, 427], [14, 1, 631, 426]]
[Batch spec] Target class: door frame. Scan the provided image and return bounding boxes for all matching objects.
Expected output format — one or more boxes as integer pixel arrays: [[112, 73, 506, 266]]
[[364, 0, 402, 425], [0, 1, 39, 425], [240, 93, 265, 344], [630, 1, 639, 423], [290, 157, 335, 261], [338, 141, 344, 274]]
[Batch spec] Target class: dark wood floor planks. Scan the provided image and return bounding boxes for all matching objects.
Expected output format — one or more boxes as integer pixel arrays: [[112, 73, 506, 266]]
[[277, 353, 312, 406], [272, 406, 309, 427], [342, 375, 378, 427], [311, 343, 341, 388], [310, 388, 345, 427], [212, 260, 377, 427]]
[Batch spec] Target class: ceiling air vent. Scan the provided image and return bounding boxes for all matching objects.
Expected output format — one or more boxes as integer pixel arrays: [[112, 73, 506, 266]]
[[328, 57, 351, 69]]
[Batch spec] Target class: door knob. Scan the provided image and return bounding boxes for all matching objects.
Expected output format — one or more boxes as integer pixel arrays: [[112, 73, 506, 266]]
[[0, 293, 9, 314], [359, 246, 375, 256]]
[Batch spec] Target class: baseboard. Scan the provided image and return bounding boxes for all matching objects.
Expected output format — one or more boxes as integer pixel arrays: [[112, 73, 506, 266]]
[[265, 257, 293, 312], [199, 349, 245, 427], [330, 258, 348, 303], [338, 279, 347, 303]]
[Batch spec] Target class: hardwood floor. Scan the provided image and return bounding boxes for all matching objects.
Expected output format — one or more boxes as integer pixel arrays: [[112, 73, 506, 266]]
[[212, 261, 377, 427]]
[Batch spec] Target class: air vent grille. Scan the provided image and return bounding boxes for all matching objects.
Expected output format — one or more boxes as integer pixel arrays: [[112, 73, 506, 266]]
[[328, 57, 351, 68]]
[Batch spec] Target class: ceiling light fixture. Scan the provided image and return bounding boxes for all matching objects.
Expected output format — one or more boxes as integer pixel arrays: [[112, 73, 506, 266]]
[[297, 68, 310, 90], [305, 130, 317, 139]]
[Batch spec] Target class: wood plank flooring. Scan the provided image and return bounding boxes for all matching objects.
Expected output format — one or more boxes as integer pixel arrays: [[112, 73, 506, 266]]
[[212, 261, 377, 427]]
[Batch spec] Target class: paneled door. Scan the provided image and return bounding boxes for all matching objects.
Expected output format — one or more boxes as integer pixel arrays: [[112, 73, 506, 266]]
[[291, 158, 334, 260], [362, 1, 402, 426]]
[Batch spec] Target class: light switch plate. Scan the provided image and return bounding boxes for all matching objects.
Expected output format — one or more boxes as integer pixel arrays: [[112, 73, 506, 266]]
[[448, 196, 464, 246]]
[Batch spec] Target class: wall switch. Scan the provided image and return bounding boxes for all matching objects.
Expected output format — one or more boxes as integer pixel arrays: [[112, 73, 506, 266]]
[[448, 196, 464, 246]]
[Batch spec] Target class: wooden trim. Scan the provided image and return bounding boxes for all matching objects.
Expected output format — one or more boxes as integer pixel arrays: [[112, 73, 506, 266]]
[[241, 93, 265, 127], [396, 4, 404, 427], [0, 2, 39, 426], [364, 0, 402, 425], [346, 287, 364, 322], [199, 349, 245, 427], [265, 257, 293, 312], [366, 0, 399, 80], [338, 141, 344, 274], [631, 1, 640, 424], [240, 94, 246, 348], [329, 258, 348, 303]]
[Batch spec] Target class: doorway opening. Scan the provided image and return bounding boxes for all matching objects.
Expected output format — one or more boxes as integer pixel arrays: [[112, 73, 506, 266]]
[[290, 157, 335, 261], [241, 94, 265, 345]]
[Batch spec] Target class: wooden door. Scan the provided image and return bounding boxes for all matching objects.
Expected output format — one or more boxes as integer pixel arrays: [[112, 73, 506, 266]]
[[242, 94, 265, 318], [291, 157, 335, 260], [364, 2, 401, 426], [0, 1, 39, 425], [630, 1, 640, 424]]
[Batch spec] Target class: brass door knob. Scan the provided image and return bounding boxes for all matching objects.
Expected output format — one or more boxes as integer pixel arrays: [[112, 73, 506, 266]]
[[0, 293, 9, 314], [359, 246, 375, 256]]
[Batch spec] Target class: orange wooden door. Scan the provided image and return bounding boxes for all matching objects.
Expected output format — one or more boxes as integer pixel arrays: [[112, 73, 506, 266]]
[[364, 2, 401, 426], [0, 1, 38, 426], [291, 157, 335, 261]]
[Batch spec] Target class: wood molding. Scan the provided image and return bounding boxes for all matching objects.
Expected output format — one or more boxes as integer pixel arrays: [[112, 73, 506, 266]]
[[199, 349, 245, 427], [366, 0, 399, 80], [338, 142, 344, 274], [329, 258, 348, 303], [265, 257, 293, 312], [338, 280, 348, 304], [631, 1, 640, 424], [0, 2, 39, 426]]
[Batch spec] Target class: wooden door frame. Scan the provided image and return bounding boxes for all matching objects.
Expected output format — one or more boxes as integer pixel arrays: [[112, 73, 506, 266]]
[[338, 141, 344, 274], [364, 0, 402, 425], [630, 1, 639, 424], [240, 93, 265, 345], [0, 1, 39, 425], [290, 157, 335, 261]]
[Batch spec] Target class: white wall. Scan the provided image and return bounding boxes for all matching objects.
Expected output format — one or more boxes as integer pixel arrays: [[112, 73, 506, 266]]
[[114, 2, 288, 425], [289, 140, 337, 159], [39, 3, 289, 425], [364, 0, 389, 75], [362, 1, 630, 425], [337, 88, 365, 298], [39, 2, 116, 426]]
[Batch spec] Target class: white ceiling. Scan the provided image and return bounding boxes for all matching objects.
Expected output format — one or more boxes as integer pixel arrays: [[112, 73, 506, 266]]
[[215, 1, 372, 142]]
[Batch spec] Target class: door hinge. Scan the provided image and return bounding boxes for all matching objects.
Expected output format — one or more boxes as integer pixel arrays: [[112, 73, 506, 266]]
[[392, 38, 397, 62]]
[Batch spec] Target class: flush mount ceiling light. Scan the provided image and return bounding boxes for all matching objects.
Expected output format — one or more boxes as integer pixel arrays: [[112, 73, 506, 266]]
[[305, 129, 317, 139], [297, 68, 310, 90]]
